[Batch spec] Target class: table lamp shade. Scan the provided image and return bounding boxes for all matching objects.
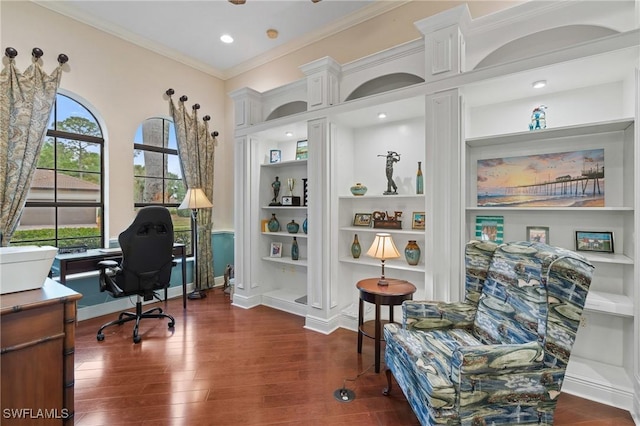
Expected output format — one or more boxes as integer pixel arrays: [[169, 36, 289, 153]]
[[366, 233, 400, 260], [179, 188, 213, 210]]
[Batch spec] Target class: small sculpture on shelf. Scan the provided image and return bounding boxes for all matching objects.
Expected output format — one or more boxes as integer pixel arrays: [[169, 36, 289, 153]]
[[372, 210, 402, 229], [269, 176, 281, 206], [378, 151, 400, 195], [529, 105, 547, 131]]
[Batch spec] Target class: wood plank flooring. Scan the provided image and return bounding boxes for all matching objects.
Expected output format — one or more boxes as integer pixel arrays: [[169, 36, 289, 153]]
[[74, 290, 635, 425]]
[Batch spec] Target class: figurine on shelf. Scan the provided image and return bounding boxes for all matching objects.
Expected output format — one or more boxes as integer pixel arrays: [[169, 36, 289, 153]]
[[269, 176, 282, 206], [529, 105, 547, 131], [378, 151, 400, 195]]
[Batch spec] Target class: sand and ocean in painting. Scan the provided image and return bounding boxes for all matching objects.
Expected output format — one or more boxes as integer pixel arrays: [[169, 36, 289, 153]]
[[477, 149, 604, 208]]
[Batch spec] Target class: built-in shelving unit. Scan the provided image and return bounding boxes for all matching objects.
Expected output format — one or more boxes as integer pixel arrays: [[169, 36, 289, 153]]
[[233, 1, 639, 417]]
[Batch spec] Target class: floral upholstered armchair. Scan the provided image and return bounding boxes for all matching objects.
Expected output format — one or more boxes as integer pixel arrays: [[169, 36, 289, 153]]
[[383, 240, 594, 425]]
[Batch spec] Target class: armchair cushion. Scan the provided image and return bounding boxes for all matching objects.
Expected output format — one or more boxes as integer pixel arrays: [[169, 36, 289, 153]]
[[404, 301, 477, 332]]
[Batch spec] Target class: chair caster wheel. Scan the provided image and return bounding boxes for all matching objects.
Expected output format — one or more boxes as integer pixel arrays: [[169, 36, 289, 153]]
[[168, 322, 175, 329], [97, 333, 105, 341], [133, 335, 141, 344]]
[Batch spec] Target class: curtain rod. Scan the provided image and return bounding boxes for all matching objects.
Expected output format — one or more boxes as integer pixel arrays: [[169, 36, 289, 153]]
[[165, 88, 219, 137]]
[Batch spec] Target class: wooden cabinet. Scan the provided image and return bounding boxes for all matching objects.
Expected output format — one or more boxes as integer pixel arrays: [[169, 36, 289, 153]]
[[1, 279, 82, 425]]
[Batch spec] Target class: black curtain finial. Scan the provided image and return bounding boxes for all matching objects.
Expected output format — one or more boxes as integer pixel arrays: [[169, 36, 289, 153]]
[[32, 47, 44, 60], [57, 53, 69, 64], [192, 103, 200, 111], [203, 115, 211, 122], [5, 47, 18, 59], [165, 88, 175, 97], [212, 131, 219, 137], [179, 95, 188, 103]]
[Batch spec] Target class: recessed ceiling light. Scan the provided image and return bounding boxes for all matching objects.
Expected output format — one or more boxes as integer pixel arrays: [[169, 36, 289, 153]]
[[285, 131, 293, 137], [220, 34, 234, 44], [378, 112, 387, 119], [532, 80, 547, 89], [266, 29, 279, 39]]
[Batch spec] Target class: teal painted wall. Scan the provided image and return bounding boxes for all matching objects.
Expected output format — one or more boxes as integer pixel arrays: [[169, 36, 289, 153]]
[[53, 231, 234, 309]]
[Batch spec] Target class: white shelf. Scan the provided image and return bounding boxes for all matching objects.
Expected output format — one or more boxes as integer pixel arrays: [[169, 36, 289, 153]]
[[339, 194, 424, 200], [262, 256, 308, 267], [582, 252, 634, 265], [340, 226, 424, 236], [262, 231, 308, 239], [260, 159, 307, 168], [339, 256, 425, 273], [262, 205, 308, 210], [466, 118, 634, 148], [584, 291, 634, 317]]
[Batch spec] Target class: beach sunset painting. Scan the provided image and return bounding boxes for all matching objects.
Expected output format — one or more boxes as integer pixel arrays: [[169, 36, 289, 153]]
[[477, 148, 604, 207]]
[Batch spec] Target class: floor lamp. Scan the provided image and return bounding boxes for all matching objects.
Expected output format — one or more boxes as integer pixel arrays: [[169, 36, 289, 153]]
[[179, 187, 213, 299]]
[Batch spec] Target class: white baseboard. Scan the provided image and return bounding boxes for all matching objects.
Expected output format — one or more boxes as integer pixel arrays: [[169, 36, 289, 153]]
[[304, 313, 341, 335]]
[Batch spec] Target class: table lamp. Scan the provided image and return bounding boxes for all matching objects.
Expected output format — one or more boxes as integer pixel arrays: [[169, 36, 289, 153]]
[[179, 187, 213, 299], [366, 233, 400, 286]]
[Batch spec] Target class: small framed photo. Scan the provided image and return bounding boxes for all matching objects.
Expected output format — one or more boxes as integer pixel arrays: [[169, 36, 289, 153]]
[[526, 226, 549, 244], [353, 213, 372, 227], [412, 212, 425, 230], [270, 242, 283, 257], [270, 149, 281, 164], [295, 140, 308, 160], [575, 231, 614, 253], [475, 215, 504, 244]]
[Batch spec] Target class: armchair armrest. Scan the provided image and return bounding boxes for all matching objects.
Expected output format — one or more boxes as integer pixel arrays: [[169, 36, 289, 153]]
[[452, 341, 544, 376], [404, 301, 477, 331]]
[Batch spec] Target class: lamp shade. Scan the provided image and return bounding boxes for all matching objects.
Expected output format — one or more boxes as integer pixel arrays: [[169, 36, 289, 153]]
[[366, 233, 400, 260], [178, 188, 213, 210]]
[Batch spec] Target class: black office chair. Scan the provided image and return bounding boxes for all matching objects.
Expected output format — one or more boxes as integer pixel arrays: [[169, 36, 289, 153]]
[[96, 206, 176, 343]]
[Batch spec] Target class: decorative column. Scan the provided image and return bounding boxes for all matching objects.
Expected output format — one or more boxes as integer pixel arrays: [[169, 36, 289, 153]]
[[299, 57, 341, 110], [228, 87, 262, 128], [414, 4, 470, 82]]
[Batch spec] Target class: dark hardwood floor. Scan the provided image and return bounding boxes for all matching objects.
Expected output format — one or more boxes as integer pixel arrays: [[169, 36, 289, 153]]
[[73, 290, 635, 425]]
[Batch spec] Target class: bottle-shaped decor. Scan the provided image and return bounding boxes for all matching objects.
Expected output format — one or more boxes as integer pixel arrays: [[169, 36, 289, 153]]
[[287, 219, 299, 233], [351, 234, 361, 259], [302, 215, 308, 234], [267, 213, 280, 232], [404, 240, 421, 266], [416, 161, 424, 195], [291, 237, 299, 260]]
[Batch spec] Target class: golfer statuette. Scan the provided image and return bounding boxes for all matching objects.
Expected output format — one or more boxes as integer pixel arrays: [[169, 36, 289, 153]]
[[378, 151, 400, 195]]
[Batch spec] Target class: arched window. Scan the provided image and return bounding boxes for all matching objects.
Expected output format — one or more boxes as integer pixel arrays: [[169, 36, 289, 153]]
[[133, 117, 191, 253], [13, 94, 105, 249]]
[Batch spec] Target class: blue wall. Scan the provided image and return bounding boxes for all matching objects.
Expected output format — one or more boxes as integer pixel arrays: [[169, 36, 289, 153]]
[[53, 231, 234, 309]]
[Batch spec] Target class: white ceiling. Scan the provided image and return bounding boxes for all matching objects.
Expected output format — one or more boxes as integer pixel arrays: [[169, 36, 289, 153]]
[[35, 0, 403, 80]]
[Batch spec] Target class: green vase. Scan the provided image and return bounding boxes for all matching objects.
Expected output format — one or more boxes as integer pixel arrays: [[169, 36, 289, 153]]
[[351, 234, 361, 259], [404, 240, 421, 266], [268, 214, 280, 232]]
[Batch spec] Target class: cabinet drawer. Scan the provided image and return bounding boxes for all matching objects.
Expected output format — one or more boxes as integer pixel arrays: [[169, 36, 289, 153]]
[[1, 304, 63, 349]]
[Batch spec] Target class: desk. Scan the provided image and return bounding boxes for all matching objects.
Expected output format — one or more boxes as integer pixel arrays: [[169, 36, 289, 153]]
[[1, 279, 82, 425], [357, 278, 416, 373], [55, 244, 187, 309]]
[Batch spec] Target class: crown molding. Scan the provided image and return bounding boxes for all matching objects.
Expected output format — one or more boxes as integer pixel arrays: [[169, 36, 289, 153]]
[[32, 0, 410, 81]]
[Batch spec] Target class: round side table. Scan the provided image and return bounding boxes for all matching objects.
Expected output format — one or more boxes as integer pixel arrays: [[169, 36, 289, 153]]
[[356, 278, 416, 373]]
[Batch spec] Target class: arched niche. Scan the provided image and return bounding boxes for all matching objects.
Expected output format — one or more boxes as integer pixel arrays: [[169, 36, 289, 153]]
[[345, 73, 425, 102], [265, 101, 308, 121], [474, 25, 618, 69]]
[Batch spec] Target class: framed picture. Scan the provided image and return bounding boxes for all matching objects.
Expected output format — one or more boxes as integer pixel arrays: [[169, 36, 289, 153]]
[[353, 213, 372, 227], [575, 231, 614, 253], [270, 242, 283, 257], [526, 226, 549, 244], [475, 215, 504, 243], [270, 149, 281, 163], [295, 140, 308, 160], [412, 212, 425, 230], [476, 148, 604, 208]]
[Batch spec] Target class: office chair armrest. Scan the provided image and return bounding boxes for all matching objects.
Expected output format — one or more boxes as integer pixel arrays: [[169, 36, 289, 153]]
[[97, 259, 119, 270], [97, 260, 124, 297]]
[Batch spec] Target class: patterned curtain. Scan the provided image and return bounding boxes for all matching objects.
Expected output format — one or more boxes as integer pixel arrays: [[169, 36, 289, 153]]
[[167, 89, 218, 291], [0, 48, 66, 246]]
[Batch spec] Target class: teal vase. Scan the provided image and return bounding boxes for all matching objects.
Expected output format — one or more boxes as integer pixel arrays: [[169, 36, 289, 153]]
[[291, 237, 299, 260], [416, 162, 424, 195], [287, 220, 299, 233], [268, 214, 280, 232], [404, 240, 421, 266], [302, 216, 308, 234], [351, 234, 361, 259]]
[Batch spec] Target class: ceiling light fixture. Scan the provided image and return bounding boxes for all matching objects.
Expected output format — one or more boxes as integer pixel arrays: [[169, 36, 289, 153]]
[[378, 112, 387, 119], [285, 131, 293, 137], [532, 80, 547, 89], [220, 34, 234, 44], [266, 29, 279, 39]]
